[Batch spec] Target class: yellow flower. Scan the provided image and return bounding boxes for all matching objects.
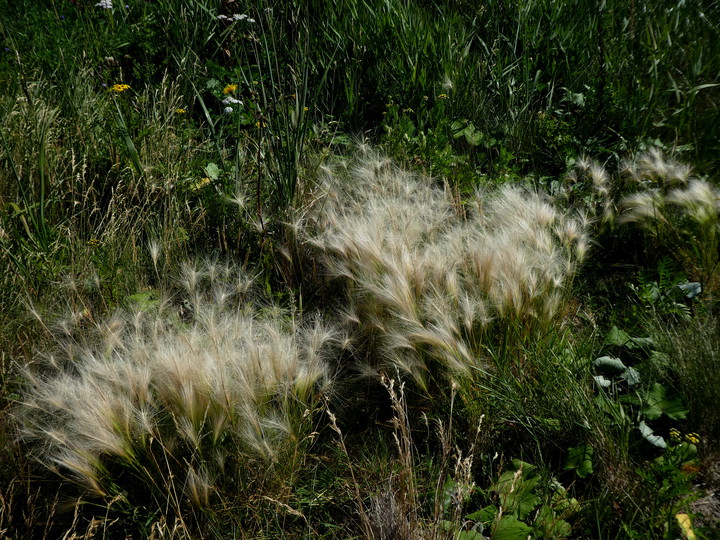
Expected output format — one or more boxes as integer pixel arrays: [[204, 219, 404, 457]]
[[684, 432, 700, 445], [191, 177, 212, 192], [669, 428, 682, 443], [223, 84, 238, 94], [110, 84, 131, 93], [175, 108, 186, 114], [437, 93, 449, 100]]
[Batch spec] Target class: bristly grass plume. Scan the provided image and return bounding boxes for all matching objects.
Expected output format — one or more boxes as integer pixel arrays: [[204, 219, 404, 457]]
[[618, 149, 720, 293], [304, 150, 589, 391], [17, 261, 337, 526]]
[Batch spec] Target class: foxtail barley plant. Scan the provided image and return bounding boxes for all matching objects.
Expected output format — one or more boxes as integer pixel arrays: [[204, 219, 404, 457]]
[[618, 150, 720, 292], [17, 262, 336, 526], [305, 151, 589, 391]]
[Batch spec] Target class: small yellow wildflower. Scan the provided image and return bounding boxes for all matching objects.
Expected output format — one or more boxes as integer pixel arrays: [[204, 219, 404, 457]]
[[223, 84, 238, 94], [437, 93, 448, 100], [252, 80, 258, 85], [175, 108, 186, 114], [684, 432, 700, 445], [303, 106, 309, 111], [669, 428, 682, 443], [110, 84, 131, 93], [191, 177, 212, 192], [255, 121, 266, 128]]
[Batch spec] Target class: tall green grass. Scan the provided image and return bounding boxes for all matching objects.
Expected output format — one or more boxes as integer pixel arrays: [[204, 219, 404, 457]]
[[1, 0, 719, 537]]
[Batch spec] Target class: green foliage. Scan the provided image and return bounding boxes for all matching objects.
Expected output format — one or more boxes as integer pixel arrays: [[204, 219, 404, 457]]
[[592, 325, 689, 452], [630, 257, 700, 322], [466, 460, 578, 539], [653, 312, 720, 445], [564, 443, 594, 479], [626, 442, 703, 538], [1, 0, 719, 537]]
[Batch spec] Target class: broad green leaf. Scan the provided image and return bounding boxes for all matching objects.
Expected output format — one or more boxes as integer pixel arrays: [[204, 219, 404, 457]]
[[467, 505, 498, 524], [563, 444, 594, 478], [603, 326, 631, 347], [620, 366, 641, 386], [594, 355, 627, 374], [643, 383, 688, 420], [593, 375, 612, 388], [629, 336, 655, 348], [126, 290, 160, 311], [494, 461, 541, 520], [535, 505, 572, 538], [451, 119, 469, 138], [677, 281, 701, 299], [456, 530, 484, 540], [493, 515, 533, 540], [465, 127, 484, 146], [204, 162, 221, 181], [604, 326, 653, 349], [639, 420, 667, 448]]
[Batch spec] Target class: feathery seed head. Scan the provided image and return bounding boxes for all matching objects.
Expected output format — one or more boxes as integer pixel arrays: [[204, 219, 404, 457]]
[[667, 179, 720, 225], [624, 148, 691, 187], [148, 239, 161, 268], [618, 191, 668, 227], [18, 260, 335, 509], [590, 163, 609, 190], [304, 151, 588, 388]]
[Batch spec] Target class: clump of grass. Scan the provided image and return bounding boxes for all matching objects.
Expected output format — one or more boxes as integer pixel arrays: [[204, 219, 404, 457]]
[[305, 150, 589, 391], [653, 312, 720, 447], [16, 261, 337, 531], [329, 373, 481, 539], [618, 149, 720, 293]]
